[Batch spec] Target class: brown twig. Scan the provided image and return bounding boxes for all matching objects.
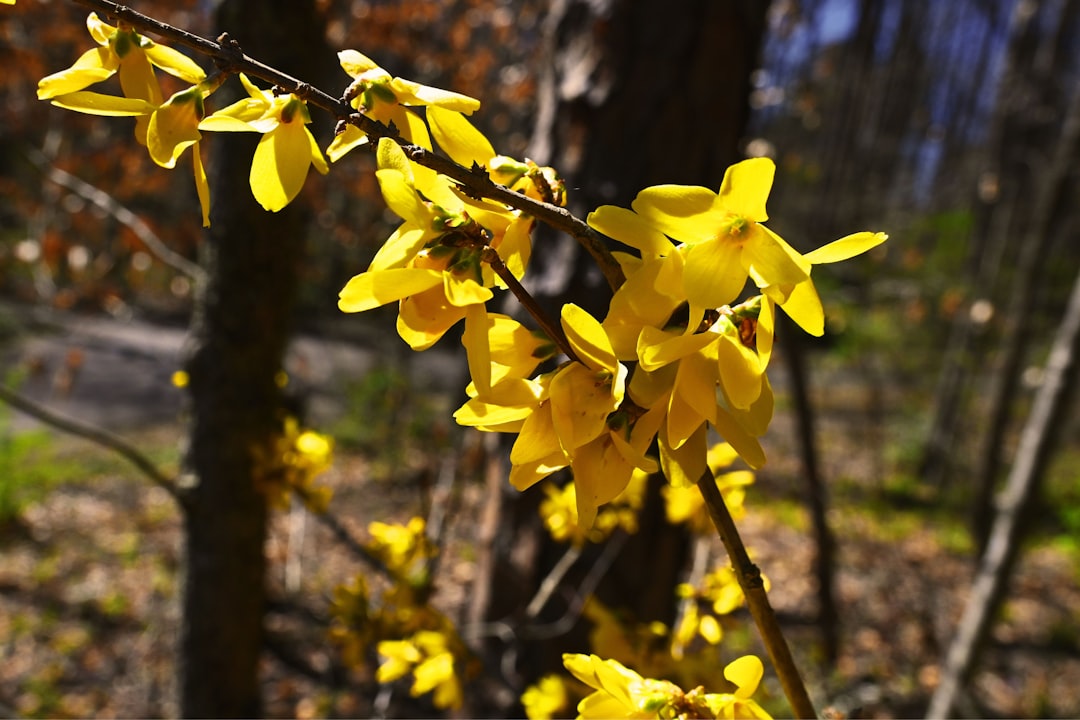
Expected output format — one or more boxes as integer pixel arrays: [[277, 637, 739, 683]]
[[0, 383, 182, 504], [696, 469, 817, 719], [67, 0, 625, 291], [482, 247, 580, 364]]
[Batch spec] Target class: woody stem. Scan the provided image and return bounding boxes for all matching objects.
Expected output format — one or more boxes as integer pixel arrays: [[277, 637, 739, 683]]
[[696, 470, 817, 719]]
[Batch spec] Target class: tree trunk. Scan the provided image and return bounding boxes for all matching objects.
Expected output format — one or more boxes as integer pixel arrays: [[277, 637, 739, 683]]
[[178, 2, 328, 716]]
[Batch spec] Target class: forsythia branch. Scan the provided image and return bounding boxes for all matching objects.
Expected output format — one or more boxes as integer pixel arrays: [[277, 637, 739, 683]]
[[67, 0, 626, 291], [696, 469, 817, 719]]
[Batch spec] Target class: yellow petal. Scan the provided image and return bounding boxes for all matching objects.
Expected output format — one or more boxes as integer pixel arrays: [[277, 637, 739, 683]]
[[463, 305, 491, 395], [561, 304, 617, 372], [549, 364, 619, 452], [707, 441, 740, 471], [147, 88, 203, 168], [717, 157, 774, 221], [37, 47, 115, 99], [338, 268, 443, 312], [588, 205, 675, 256], [338, 49, 381, 77], [426, 106, 494, 167], [250, 120, 312, 211], [308, 126, 329, 175], [376, 168, 430, 226], [725, 655, 764, 698], [390, 77, 481, 112], [713, 406, 766, 469], [509, 456, 566, 492], [385, 104, 432, 149], [683, 239, 746, 309], [144, 43, 206, 84], [637, 327, 715, 371], [49, 91, 155, 116], [715, 335, 762, 410], [632, 184, 726, 244], [326, 124, 366, 162], [757, 295, 775, 368], [193, 144, 211, 227], [745, 225, 810, 286], [369, 225, 429, 271], [86, 12, 116, 45], [117, 47, 162, 105], [627, 364, 676, 410], [805, 230, 887, 264], [660, 423, 708, 488], [444, 274, 493, 307], [676, 347, 721, 423], [571, 435, 635, 529], [779, 279, 824, 336], [397, 287, 468, 350], [666, 383, 709, 451], [511, 405, 563, 465]]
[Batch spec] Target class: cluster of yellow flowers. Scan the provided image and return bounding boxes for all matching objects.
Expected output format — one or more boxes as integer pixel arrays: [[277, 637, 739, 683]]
[[251, 416, 334, 513], [36, 13, 886, 534], [328, 517, 473, 711], [31, 13, 889, 717]]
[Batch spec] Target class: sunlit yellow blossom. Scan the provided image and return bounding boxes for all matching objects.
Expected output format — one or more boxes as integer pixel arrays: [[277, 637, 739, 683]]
[[428, 106, 567, 207], [366, 516, 434, 582], [251, 416, 334, 513], [38, 13, 205, 145], [339, 139, 531, 351], [540, 469, 647, 545], [629, 158, 809, 312], [705, 655, 772, 719], [563, 653, 705, 719], [663, 441, 755, 533], [506, 304, 642, 527], [199, 74, 328, 212], [521, 674, 571, 720], [46, 81, 215, 226], [377, 631, 464, 709], [671, 600, 723, 660], [756, 230, 888, 335], [327, 50, 480, 161]]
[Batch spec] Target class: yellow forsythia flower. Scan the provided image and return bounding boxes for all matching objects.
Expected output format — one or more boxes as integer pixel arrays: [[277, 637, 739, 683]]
[[199, 74, 328, 212], [328, 50, 479, 161], [521, 674, 571, 720]]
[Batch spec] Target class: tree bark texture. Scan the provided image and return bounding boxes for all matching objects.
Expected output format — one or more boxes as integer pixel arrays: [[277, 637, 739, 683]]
[[177, 2, 329, 716]]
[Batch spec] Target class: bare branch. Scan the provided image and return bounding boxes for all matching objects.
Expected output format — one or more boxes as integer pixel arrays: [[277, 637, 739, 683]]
[[0, 383, 182, 504], [24, 146, 207, 284]]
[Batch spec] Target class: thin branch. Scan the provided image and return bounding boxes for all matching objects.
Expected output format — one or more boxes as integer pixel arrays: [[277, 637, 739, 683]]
[[24, 146, 207, 284], [483, 247, 579, 364], [0, 384, 181, 503], [696, 469, 817, 720], [67, 0, 625, 291], [524, 543, 583, 618]]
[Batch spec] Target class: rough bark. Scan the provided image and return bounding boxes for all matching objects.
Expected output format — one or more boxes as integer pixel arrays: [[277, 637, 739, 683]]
[[177, 2, 329, 716]]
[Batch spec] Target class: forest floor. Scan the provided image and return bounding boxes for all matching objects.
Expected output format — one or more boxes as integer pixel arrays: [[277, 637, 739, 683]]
[[0, 309, 1078, 719]]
